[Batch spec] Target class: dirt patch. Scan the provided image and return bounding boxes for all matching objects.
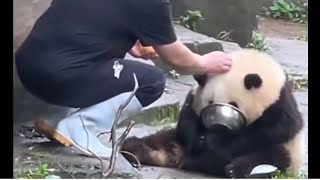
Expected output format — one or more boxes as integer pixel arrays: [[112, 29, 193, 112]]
[[257, 16, 307, 39]]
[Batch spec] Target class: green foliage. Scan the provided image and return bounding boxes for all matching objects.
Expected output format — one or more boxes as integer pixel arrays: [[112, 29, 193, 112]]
[[268, 0, 308, 23], [18, 164, 49, 179], [149, 105, 180, 126], [17, 164, 61, 179], [271, 170, 308, 179], [247, 30, 270, 52], [179, 10, 204, 32], [168, 70, 180, 79]]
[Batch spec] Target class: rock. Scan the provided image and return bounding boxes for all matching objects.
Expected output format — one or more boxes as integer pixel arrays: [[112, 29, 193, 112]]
[[175, 25, 223, 53], [171, 0, 261, 47], [266, 38, 308, 75], [166, 76, 196, 105], [219, 40, 242, 53]]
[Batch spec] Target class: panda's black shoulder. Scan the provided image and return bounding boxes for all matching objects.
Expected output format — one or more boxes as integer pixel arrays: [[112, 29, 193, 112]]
[[182, 89, 195, 107], [279, 79, 304, 129], [279, 80, 303, 122], [257, 79, 304, 139]]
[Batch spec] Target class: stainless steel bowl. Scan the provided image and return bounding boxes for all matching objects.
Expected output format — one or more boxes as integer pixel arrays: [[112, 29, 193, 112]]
[[200, 103, 247, 131]]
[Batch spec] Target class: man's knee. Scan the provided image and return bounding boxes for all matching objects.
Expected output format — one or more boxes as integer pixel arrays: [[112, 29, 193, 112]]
[[136, 66, 166, 107]]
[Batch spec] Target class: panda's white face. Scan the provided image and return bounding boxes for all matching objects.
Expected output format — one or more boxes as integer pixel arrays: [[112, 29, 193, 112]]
[[192, 49, 286, 125]]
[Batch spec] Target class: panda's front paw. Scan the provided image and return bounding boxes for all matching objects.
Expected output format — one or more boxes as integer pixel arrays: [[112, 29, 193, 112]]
[[193, 135, 206, 153], [225, 161, 250, 178], [187, 135, 206, 155]]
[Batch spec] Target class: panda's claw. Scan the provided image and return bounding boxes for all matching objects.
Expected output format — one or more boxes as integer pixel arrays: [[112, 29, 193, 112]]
[[224, 164, 235, 178], [225, 162, 250, 178]]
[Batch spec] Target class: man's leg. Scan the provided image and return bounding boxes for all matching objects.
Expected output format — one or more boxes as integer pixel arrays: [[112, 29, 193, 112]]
[[35, 59, 166, 158]]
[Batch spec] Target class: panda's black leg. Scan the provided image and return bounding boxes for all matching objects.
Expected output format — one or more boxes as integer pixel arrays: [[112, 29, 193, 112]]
[[181, 146, 232, 177], [225, 145, 290, 178]]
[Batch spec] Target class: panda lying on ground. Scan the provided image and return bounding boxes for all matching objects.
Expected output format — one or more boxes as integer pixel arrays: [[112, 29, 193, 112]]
[[121, 49, 305, 178]]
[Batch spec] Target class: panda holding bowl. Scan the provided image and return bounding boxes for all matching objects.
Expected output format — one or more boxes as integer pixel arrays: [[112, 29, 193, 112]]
[[121, 49, 305, 178]]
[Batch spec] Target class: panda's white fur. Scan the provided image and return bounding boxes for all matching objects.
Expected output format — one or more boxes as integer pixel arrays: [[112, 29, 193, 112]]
[[284, 130, 305, 172], [192, 49, 286, 125], [192, 49, 305, 174]]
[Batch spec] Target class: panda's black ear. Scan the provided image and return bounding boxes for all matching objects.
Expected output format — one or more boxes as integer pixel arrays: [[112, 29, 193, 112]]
[[244, 73, 263, 90], [193, 74, 207, 87]]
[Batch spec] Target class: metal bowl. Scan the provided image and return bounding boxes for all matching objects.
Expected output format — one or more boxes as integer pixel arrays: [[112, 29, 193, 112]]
[[200, 103, 247, 132]]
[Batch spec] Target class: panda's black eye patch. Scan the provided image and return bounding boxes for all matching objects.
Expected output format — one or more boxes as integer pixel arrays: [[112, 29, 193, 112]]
[[229, 101, 238, 108], [244, 73, 263, 89]]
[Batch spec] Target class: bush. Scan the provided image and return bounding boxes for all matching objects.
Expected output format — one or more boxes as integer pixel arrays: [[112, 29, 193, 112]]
[[178, 10, 204, 32], [247, 30, 270, 52], [268, 0, 308, 23]]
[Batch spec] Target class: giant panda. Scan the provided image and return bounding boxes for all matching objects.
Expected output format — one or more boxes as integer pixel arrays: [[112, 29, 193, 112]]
[[120, 49, 305, 178]]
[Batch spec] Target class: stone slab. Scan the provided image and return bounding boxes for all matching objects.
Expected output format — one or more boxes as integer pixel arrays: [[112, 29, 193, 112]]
[[266, 38, 308, 75]]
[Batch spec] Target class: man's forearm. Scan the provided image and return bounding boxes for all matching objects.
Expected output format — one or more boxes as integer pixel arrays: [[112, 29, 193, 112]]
[[154, 41, 206, 74]]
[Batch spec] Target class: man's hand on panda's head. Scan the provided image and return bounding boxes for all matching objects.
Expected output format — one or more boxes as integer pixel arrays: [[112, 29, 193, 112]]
[[201, 51, 233, 74]]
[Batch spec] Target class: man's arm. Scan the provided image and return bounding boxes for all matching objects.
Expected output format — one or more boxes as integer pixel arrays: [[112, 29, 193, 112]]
[[154, 41, 206, 74], [154, 41, 232, 75], [125, 0, 232, 74]]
